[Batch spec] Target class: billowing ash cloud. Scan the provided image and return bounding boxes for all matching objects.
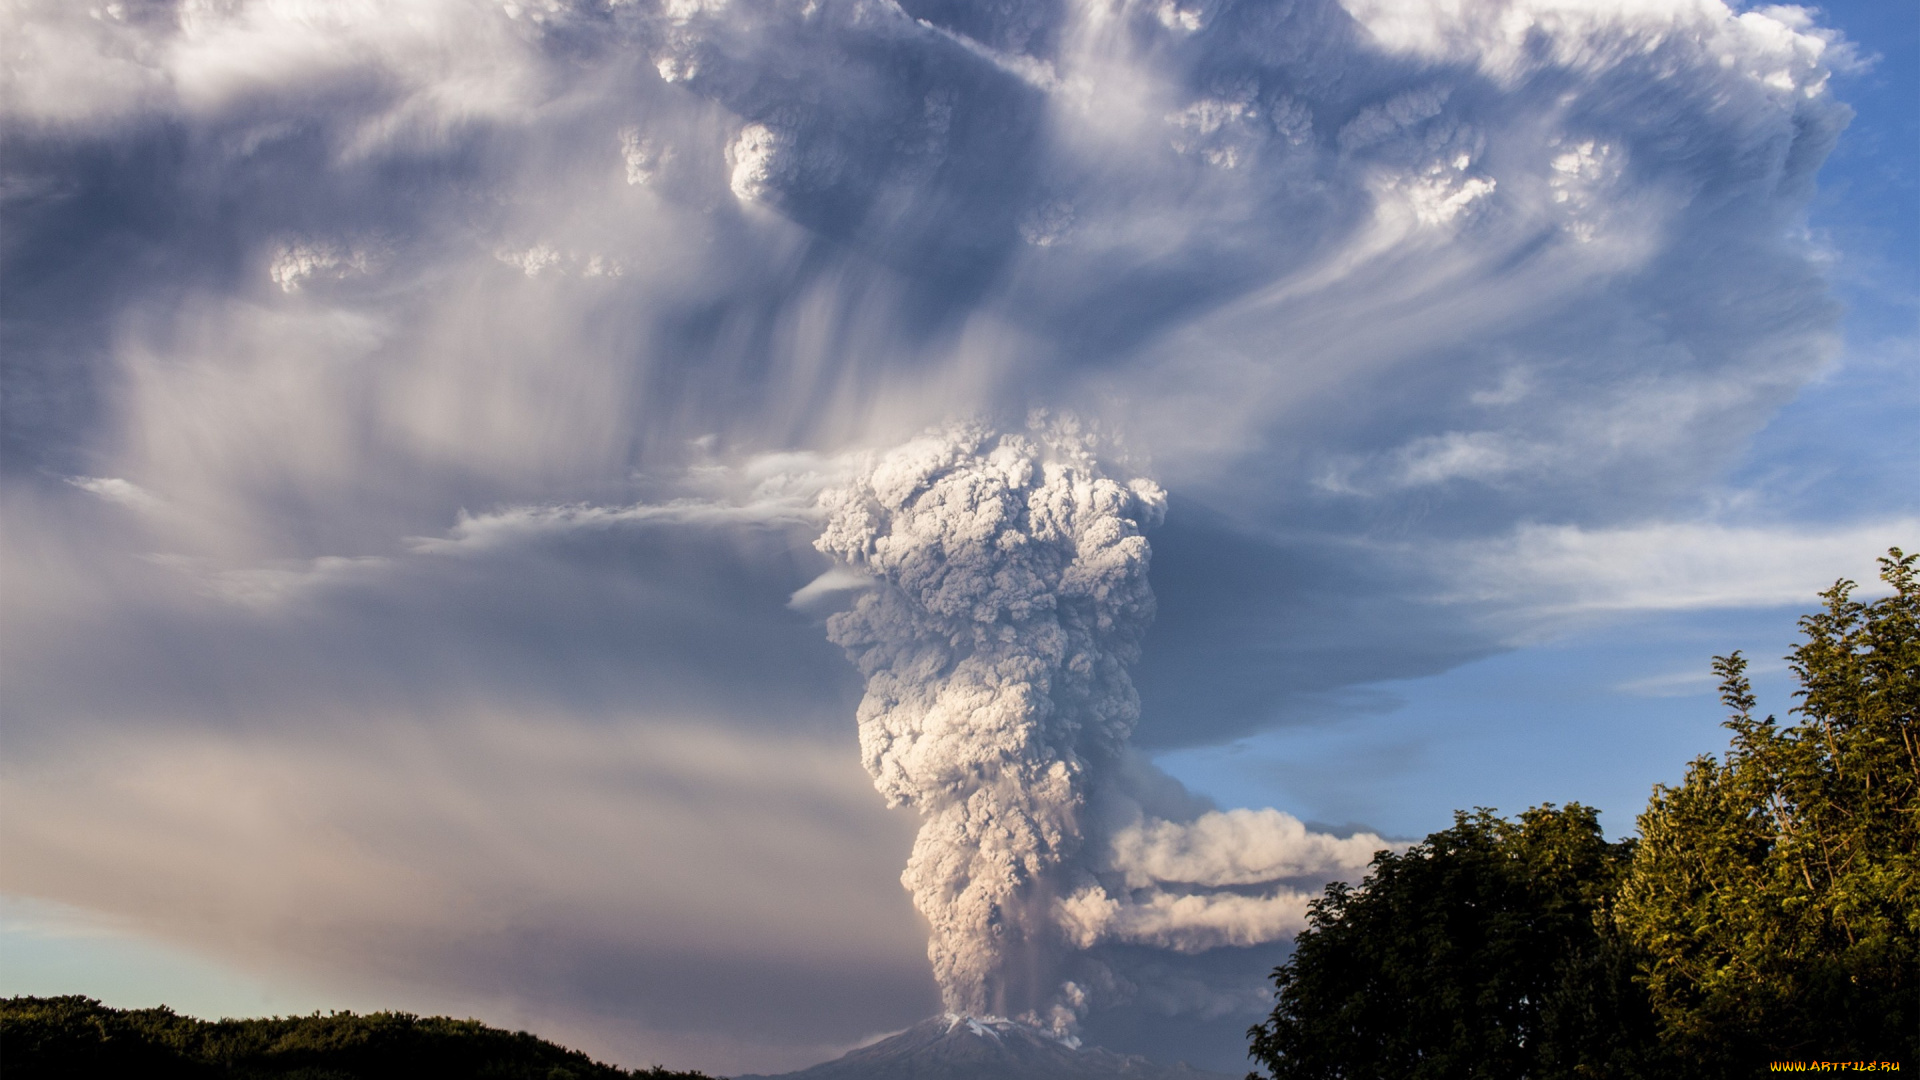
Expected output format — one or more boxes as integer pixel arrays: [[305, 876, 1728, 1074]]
[[814, 419, 1162, 1024], [0, 0, 1885, 1068], [1061, 806, 1386, 953], [814, 419, 1382, 1030]]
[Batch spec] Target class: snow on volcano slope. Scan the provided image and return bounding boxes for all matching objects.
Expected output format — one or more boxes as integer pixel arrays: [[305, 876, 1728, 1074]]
[[735, 1014, 1236, 1080]]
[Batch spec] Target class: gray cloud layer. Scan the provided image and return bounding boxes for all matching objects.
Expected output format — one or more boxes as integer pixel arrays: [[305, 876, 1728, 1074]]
[[0, 0, 1870, 1069]]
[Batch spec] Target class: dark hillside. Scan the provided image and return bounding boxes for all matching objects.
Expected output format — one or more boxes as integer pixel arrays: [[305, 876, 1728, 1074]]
[[0, 995, 715, 1080], [736, 1014, 1235, 1080]]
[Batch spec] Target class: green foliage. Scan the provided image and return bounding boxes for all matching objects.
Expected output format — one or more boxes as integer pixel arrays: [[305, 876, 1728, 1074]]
[[1615, 549, 1920, 1064], [1250, 548, 1919, 1076], [0, 996, 720, 1080], [1246, 803, 1668, 1080]]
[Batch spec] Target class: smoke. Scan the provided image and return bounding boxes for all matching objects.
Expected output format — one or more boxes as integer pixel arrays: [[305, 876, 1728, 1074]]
[[815, 418, 1384, 1029], [1, 0, 1870, 1065], [1056, 807, 1387, 954], [813, 417, 1158, 1022]]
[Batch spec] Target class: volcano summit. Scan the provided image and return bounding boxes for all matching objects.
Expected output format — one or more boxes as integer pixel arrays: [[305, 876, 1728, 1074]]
[[737, 1014, 1236, 1080]]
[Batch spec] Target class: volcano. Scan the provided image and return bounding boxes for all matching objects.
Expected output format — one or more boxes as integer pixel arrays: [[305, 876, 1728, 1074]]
[[737, 1015, 1239, 1080]]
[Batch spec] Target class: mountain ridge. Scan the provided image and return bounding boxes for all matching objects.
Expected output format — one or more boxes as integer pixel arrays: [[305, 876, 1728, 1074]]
[[736, 1014, 1239, 1080]]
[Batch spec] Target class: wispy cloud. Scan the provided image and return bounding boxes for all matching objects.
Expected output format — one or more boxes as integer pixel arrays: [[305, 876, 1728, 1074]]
[[1442, 519, 1917, 619], [66, 476, 162, 511], [407, 497, 822, 556]]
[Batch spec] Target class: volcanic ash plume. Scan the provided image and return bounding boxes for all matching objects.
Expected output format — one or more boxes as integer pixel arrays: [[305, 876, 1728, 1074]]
[[814, 421, 1391, 1030], [815, 421, 1164, 1022]]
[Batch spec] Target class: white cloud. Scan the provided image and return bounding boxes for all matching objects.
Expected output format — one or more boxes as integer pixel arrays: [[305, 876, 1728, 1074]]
[[1442, 519, 1918, 617], [409, 452, 845, 555], [1612, 657, 1786, 698], [727, 122, 795, 204], [408, 497, 820, 554], [145, 553, 393, 609], [2, 0, 549, 145], [1054, 806, 1393, 954], [493, 245, 623, 278], [1057, 884, 1318, 953], [1338, 0, 1848, 94], [1104, 807, 1388, 890], [1389, 430, 1518, 487], [66, 476, 162, 511], [787, 565, 875, 611], [268, 239, 387, 292], [619, 127, 672, 186]]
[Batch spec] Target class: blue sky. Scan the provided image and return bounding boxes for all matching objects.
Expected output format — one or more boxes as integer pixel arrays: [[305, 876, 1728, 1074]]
[[2, 0, 1914, 1072]]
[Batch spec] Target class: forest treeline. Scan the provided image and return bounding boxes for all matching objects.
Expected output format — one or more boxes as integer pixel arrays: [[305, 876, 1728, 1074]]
[[0, 995, 717, 1080], [1250, 549, 1919, 1077]]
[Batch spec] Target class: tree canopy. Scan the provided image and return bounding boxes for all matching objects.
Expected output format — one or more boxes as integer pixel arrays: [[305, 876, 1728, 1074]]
[[1615, 549, 1918, 1062], [0, 995, 718, 1080], [1250, 548, 1918, 1078], [1245, 804, 1664, 1080]]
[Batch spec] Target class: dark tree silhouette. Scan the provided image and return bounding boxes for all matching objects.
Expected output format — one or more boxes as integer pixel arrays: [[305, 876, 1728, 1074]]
[[1246, 804, 1666, 1080], [0, 995, 718, 1080]]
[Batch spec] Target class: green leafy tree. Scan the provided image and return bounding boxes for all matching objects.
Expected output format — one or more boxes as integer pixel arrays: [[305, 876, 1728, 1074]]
[[1250, 547, 1918, 1077], [1246, 804, 1667, 1080], [1615, 549, 1919, 1063]]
